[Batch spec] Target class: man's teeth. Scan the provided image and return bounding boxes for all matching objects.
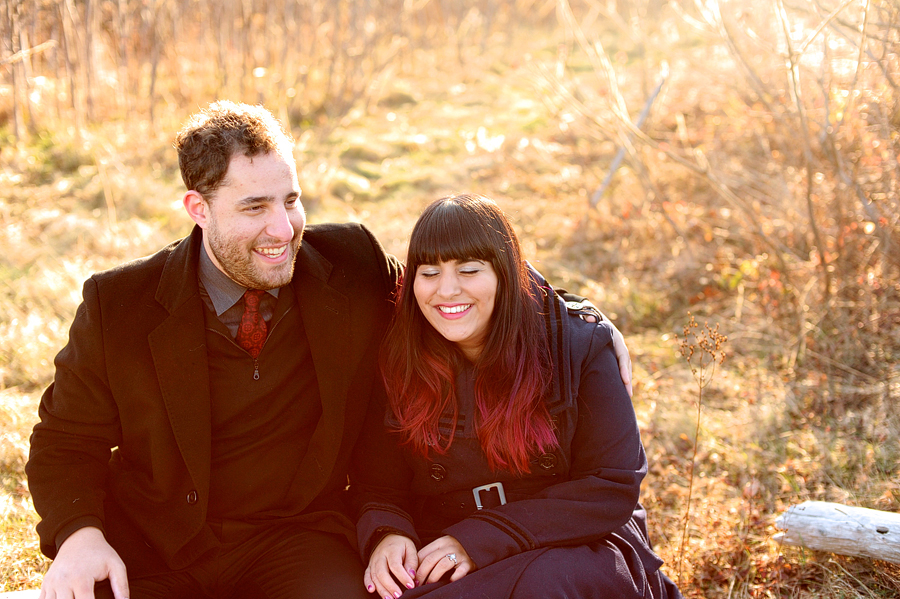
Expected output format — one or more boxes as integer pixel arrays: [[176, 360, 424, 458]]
[[257, 246, 287, 258], [439, 305, 471, 314]]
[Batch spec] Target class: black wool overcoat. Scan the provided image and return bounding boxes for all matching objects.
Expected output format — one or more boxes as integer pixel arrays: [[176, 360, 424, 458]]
[[27, 223, 402, 575]]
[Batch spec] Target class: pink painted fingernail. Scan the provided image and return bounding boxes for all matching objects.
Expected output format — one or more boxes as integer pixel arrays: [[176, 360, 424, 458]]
[[366, 585, 373, 592], [409, 569, 416, 576], [394, 593, 402, 599]]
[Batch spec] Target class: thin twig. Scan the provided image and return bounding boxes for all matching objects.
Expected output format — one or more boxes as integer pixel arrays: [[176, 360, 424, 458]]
[[590, 64, 669, 207], [775, 0, 832, 301], [0, 40, 58, 68], [675, 315, 727, 587]]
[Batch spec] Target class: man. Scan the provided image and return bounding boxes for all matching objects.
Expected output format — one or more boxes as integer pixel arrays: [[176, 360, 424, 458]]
[[28, 101, 631, 599], [28, 101, 403, 599]]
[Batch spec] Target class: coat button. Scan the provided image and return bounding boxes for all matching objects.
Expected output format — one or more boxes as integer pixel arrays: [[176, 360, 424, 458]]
[[186, 490, 198, 505], [429, 463, 447, 481], [538, 453, 558, 470]]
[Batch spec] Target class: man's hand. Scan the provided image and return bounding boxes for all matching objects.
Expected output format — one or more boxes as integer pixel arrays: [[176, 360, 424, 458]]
[[39, 526, 128, 599], [365, 534, 418, 598], [566, 301, 633, 396]]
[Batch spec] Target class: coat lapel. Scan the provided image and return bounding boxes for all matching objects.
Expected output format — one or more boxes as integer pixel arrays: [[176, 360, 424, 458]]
[[287, 241, 352, 506], [148, 227, 212, 491], [144, 229, 353, 511]]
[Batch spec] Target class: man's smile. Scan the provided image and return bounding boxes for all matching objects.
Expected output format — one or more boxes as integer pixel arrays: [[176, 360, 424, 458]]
[[256, 245, 289, 260]]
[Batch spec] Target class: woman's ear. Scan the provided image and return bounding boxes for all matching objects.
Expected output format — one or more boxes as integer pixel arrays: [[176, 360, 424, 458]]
[[183, 190, 209, 228]]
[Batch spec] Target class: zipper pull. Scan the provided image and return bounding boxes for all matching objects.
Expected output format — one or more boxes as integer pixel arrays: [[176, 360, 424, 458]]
[[253, 359, 260, 381]]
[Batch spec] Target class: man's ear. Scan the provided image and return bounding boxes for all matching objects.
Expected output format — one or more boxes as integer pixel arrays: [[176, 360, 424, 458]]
[[183, 190, 209, 228]]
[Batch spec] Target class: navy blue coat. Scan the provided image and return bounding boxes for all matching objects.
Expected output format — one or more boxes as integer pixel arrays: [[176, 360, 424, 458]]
[[352, 281, 681, 598]]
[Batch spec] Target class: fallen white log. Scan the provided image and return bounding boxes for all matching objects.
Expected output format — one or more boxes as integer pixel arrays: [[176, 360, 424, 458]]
[[773, 501, 900, 564]]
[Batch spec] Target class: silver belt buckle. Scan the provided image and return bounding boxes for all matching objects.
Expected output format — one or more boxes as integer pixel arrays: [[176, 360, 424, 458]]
[[472, 482, 507, 510]]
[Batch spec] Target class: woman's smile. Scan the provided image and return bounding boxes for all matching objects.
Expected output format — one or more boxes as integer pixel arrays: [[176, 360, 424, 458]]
[[437, 303, 472, 316]]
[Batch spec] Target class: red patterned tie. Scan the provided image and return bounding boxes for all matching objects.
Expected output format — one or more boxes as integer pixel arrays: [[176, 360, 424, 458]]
[[236, 289, 268, 358]]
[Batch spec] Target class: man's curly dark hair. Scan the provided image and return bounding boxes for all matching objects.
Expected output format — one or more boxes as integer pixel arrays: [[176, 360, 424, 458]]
[[174, 101, 294, 198]]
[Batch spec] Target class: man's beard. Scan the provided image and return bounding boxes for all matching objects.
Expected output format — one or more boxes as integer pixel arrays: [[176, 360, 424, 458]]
[[207, 225, 302, 290]]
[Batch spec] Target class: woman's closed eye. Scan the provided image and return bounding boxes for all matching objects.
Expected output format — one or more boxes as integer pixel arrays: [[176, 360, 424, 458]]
[[458, 260, 486, 274], [417, 261, 486, 278]]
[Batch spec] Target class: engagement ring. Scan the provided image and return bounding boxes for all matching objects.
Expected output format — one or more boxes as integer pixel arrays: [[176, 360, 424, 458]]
[[446, 553, 458, 566]]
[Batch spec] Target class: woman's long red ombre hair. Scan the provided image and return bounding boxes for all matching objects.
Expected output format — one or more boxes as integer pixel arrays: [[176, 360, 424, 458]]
[[381, 194, 557, 474]]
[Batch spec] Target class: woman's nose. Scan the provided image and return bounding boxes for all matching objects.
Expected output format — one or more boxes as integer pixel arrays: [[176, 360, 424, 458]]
[[436, 272, 460, 297]]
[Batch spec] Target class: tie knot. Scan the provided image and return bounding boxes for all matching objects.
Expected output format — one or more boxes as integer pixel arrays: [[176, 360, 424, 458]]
[[243, 289, 265, 311]]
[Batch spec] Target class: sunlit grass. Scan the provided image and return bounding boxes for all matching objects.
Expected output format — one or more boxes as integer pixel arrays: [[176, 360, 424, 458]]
[[0, 390, 47, 592], [1, 2, 898, 595]]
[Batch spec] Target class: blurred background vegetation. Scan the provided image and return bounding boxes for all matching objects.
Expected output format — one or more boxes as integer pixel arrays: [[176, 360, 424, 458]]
[[1, 0, 898, 596]]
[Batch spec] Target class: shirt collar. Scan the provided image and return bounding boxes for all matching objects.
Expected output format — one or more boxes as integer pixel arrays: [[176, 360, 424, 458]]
[[198, 242, 279, 316]]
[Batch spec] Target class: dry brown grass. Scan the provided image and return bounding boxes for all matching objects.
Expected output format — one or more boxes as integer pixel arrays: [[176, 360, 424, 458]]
[[0, 391, 47, 592], [1, 1, 898, 596]]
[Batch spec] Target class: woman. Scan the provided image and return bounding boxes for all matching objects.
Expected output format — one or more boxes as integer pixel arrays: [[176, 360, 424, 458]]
[[351, 194, 680, 599]]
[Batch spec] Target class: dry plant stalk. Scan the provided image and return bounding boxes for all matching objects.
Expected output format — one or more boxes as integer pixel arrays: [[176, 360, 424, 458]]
[[675, 313, 727, 587]]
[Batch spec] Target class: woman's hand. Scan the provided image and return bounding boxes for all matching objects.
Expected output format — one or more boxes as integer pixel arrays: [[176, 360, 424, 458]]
[[365, 534, 419, 598], [415, 535, 476, 586]]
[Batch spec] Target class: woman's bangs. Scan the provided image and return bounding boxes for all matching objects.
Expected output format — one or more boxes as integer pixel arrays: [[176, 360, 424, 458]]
[[409, 203, 495, 266]]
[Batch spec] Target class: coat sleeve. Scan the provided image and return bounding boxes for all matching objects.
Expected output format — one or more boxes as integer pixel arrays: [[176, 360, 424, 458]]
[[349, 224, 415, 560], [443, 323, 647, 570], [349, 386, 421, 562], [26, 277, 122, 558]]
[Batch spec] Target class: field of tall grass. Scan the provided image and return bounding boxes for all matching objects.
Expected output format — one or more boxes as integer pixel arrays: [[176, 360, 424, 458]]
[[2, 1, 899, 596]]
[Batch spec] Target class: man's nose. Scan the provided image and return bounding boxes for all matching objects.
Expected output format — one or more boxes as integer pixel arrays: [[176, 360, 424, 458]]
[[266, 204, 294, 241]]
